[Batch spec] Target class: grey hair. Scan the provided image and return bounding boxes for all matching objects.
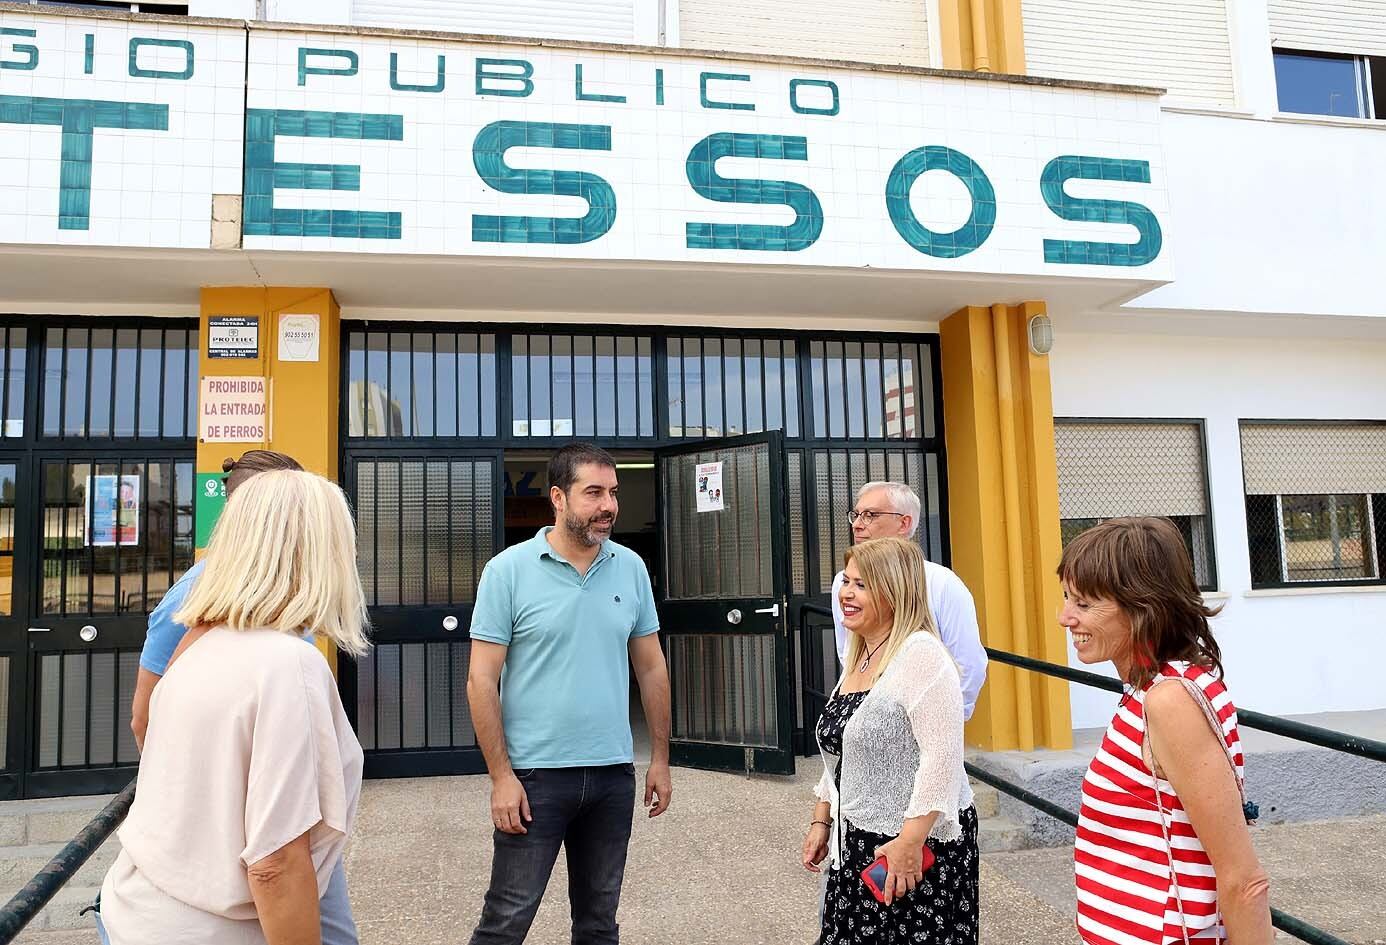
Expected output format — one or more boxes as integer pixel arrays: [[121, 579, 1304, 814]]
[[855, 481, 921, 538]]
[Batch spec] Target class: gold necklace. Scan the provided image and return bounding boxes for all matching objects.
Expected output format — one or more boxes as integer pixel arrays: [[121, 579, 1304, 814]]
[[858, 636, 888, 673]]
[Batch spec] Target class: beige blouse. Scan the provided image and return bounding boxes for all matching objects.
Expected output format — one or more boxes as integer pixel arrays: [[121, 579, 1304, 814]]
[[100, 628, 363, 945]]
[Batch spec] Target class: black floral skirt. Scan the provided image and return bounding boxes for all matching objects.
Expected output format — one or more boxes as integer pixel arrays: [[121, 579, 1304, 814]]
[[820, 806, 979, 945]]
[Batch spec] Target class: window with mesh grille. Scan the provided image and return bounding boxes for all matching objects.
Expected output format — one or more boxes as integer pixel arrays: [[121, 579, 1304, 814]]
[[1239, 421, 1386, 587], [1054, 420, 1216, 590]]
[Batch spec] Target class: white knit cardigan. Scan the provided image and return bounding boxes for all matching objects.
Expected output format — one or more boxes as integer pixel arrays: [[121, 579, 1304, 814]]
[[815, 630, 974, 869]]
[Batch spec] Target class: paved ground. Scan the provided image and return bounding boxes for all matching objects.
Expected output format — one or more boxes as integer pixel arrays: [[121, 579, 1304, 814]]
[[14, 767, 1386, 945]]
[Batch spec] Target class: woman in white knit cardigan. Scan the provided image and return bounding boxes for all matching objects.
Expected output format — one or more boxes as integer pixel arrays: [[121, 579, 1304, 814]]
[[802, 536, 979, 945]]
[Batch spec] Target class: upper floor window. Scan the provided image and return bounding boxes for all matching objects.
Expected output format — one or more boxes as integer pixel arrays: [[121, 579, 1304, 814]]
[[1273, 48, 1386, 119], [1054, 419, 1216, 591], [1240, 421, 1386, 588]]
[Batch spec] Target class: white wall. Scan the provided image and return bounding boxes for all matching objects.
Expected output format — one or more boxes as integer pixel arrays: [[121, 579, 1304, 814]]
[[1050, 328, 1386, 728], [1130, 110, 1386, 320]]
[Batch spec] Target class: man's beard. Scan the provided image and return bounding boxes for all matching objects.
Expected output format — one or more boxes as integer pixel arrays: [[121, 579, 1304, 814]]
[[562, 510, 614, 547]]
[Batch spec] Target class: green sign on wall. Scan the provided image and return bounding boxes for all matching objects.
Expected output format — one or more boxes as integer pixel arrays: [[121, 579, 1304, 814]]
[[195, 472, 226, 548]]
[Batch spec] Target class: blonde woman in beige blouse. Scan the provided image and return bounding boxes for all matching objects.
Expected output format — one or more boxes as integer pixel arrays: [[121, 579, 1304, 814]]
[[99, 470, 370, 945]]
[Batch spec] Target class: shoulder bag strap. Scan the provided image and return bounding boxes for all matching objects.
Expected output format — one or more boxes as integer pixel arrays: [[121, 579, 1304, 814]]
[[1146, 674, 1244, 945]]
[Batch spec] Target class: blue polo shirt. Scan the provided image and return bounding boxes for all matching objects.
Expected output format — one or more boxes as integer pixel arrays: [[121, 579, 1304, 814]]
[[140, 560, 207, 674], [140, 559, 314, 675], [470, 527, 660, 769]]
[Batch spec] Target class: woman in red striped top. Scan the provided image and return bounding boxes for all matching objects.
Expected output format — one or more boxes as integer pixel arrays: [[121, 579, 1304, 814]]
[[1058, 518, 1271, 945]]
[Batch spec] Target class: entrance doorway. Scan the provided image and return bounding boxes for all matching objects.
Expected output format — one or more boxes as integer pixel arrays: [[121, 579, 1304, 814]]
[[502, 450, 658, 582], [341, 322, 947, 780]]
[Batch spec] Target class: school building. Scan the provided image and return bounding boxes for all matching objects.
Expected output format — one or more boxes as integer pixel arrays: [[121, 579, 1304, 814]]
[[0, 0, 1381, 796]]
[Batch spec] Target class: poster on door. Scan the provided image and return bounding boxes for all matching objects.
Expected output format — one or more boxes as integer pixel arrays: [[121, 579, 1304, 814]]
[[87, 474, 140, 546], [695, 462, 724, 513]]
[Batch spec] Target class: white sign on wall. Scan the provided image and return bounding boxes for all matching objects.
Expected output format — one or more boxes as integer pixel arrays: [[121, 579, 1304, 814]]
[[0, 10, 1172, 281], [0, 12, 246, 249], [200, 376, 269, 443], [278, 313, 321, 362], [208, 316, 260, 359], [240, 30, 1173, 279]]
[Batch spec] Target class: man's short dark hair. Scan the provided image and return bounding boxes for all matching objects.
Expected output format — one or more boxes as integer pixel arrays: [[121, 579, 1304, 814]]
[[548, 443, 617, 496]]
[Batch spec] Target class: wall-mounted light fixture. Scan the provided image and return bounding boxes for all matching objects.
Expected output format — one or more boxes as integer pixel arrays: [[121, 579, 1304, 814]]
[[1027, 313, 1054, 356]]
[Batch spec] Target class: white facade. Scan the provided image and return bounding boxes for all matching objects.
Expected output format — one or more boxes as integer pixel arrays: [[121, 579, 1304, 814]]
[[1052, 330, 1386, 727], [1045, 0, 1386, 726]]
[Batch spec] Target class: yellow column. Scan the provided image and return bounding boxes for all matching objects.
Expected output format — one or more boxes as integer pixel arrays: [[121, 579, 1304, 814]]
[[942, 302, 1070, 750], [936, 0, 1027, 74], [197, 287, 342, 671]]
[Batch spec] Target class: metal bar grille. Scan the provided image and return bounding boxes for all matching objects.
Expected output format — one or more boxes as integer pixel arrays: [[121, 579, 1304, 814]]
[[33, 649, 141, 770], [354, 642, 478, 752], [810, 447, 938, 593], [353, 457, 495, 606], [668, 634, 778, 748], [347, 329, 499, 439], [39, 458, 195, 617], [36, 325, 195, 441], [1239, 422, 1386, 588]]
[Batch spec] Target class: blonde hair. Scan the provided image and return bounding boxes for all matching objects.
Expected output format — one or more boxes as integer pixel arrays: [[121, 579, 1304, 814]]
[[842, 537, 937, 684], [174, 470, 370, 656]]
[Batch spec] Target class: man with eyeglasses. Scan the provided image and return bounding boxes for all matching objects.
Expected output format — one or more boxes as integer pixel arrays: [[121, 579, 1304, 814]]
[[832, 481, 987, 719]]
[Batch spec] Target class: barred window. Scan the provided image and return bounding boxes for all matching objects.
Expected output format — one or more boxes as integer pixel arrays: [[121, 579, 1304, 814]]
[[667, 336, 799, 439], [1240, 422, 1386, 587], [346, 330, 498, 438], [513, 333, 654, 439], [808, 340, 932, 440], [1055, 420, 1215, 590]]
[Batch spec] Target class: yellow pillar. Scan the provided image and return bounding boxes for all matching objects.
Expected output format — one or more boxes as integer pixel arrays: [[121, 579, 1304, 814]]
[[936, 0, 1027, 74], [942, 302, 1070, 750], [197, 287, 342, 671]]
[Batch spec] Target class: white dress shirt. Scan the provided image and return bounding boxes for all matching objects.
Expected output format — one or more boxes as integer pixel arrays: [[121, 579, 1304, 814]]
[[831, 560, 987, 720]]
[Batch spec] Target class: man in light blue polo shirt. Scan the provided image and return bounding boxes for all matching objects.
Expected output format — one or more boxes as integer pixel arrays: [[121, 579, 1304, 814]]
[[467, 443, 672, 945]]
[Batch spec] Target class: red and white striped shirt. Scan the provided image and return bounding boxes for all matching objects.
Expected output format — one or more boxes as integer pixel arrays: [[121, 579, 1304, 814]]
[[1075, 661, 1245, 945]]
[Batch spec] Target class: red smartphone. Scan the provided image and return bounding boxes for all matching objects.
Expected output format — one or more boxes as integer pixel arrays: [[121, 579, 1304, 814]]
[[860, 845, 936, 903]]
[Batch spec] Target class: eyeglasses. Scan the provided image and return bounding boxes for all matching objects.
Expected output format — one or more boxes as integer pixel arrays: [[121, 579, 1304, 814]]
[[847, 509, 906, 525]]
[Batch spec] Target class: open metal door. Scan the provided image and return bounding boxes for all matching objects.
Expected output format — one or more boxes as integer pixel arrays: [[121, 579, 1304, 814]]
[[654, 431, 794, 775]]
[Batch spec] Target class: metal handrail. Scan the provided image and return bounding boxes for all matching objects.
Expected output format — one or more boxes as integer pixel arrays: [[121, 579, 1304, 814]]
[[984, 647, 1386, 764], [980, 646, 1379, 945], [0, 779, 136, 944], [965, 761, 1351, 945]]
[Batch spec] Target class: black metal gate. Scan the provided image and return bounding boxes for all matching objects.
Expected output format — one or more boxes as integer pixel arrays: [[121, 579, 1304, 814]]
[[339, 321, 947, 779], [340, 450, 502, 778], [0, 318, 197, 798]]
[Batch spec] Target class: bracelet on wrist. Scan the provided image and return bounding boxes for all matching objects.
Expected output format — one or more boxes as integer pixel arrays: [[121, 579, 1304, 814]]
[[811, 819, 832, 828]]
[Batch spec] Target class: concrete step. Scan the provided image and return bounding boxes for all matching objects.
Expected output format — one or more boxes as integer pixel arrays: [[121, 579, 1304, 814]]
[[969, 779, 1000, 819], [977, 816, 1037, 854], [0, 839, 121, 892], [0, 794, 115, 850], [32, 883, 103, 932]]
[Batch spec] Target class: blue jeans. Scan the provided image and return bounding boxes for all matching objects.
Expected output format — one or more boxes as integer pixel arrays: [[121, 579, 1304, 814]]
[[469, 764, 636, 945], [320, 856, 359, 945], [93, 856, 356, 944]]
